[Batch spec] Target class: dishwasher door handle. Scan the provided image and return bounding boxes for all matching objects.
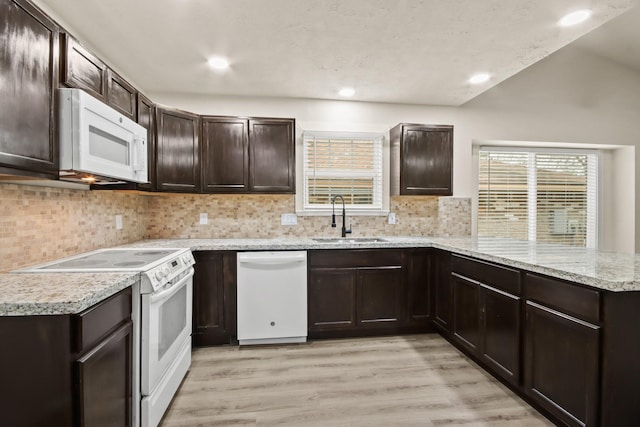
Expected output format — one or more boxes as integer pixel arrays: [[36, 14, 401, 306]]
[[238, 253, 307, 265]]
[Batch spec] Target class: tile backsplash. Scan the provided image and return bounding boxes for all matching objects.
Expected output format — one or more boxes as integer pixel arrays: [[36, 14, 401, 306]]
[[1, 184, 149, 272], [1, 183, 470, 272]]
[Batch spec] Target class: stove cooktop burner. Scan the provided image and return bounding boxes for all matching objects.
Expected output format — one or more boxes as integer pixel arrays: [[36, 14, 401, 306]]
[[21, 248, 186, 272]]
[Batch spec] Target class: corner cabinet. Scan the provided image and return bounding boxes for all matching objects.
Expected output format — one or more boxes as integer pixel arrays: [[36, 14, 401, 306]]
[[390, 123, 453, 195], [0, 0, 59, 179], [201, 116, 295, 194], [0, 287, 133, 427], [156, 107, 200, 192]]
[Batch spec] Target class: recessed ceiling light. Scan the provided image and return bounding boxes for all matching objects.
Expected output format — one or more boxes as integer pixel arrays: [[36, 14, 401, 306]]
[[468, 73, 490, 84], [207, 56, 230, 70], [338, 87, 355, 97], [559, 9, 592, 27]]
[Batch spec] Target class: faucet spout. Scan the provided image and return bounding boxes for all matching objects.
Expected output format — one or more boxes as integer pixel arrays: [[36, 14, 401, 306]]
[[331, 195, 352, 238]]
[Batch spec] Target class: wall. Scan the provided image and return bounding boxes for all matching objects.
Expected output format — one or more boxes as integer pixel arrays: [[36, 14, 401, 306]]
[[150, 44, 640, 252], [0, 184, 149, 272]]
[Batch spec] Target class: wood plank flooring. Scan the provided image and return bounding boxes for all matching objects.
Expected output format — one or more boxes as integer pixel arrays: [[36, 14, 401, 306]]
[[160, 334, 553, 426]]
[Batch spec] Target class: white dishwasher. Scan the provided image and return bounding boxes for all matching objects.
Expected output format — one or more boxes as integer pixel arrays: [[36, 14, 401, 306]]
[[237, 251, 307, 345]]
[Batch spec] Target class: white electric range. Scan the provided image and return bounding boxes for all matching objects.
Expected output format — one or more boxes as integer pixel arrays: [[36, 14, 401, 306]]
[[16, 247, 195, 427]]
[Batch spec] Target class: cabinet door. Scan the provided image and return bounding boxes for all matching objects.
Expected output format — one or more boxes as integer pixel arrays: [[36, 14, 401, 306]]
[[201, 117, 249, 193], [432, 251, 452, 333], [61, 34, 107, 101], [76, 322, 132, 427], [308, 268, 357, 333], [192, 251, 236, 346], [479, 284, 521, 386], [156, 108, 200, 192], [248, 118, 295, 193], [406, 249, 431, 328], [136, 93, 155, 191], [0, 0, 59, 177], [451, 273, 480, 353], [525, 301, 599, 427], [401, 125, 452, 195], [107, 71, 137, 120], [357, 266, 404, 327]]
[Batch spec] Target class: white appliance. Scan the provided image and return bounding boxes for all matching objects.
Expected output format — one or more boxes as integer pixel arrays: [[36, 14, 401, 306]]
[[58, 87, 148, 184], [15, 247, 195, 427], [237, 251, 307, 345]]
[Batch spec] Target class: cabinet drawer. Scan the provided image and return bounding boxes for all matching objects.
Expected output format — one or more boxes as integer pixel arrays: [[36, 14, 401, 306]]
[[452, 255, 521, 295], [308, 249, 403, 268], [73, 287, 132, 354], [525, 273, 600, 324]]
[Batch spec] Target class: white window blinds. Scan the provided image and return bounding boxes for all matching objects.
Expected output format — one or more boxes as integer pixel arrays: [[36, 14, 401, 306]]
[[303, 132, 383, 211], [478, 149, 599, 248]]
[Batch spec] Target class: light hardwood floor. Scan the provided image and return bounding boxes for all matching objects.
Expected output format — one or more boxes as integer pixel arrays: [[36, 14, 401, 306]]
[[160, 334, 553, 426]]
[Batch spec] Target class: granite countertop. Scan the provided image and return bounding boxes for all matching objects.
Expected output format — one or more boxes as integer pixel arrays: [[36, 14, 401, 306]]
[[3, 236, 640, 317], [0, 272, 139, 316], [119, 236, 640, 292]]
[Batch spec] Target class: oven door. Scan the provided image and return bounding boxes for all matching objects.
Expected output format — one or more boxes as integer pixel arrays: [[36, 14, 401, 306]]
[[141, 269, 193, 395]]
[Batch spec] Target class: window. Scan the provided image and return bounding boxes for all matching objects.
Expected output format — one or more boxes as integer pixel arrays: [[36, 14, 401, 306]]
[[301, 131, 385, 214], [478, 148, 599, 248]]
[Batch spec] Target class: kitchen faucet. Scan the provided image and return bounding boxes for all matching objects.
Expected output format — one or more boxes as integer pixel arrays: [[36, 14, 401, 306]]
[[331, 195, 352, 238]]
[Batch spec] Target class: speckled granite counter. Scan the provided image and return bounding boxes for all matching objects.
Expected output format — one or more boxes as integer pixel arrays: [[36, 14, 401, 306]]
[[3, 236, 640, 316], [118, 236, 640, 292], [0, 272, 138, 316]]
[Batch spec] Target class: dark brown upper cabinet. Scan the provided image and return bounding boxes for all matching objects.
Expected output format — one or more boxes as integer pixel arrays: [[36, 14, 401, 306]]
[[0, 0, 59, 179], [156, 107, 200, 192], [136, 93, 155, 191], [107, 70, 137, 121], [61, 33, 108, 101], [390, 123, 453, 196], [249, 118, 295, 193], [201, 117, 249, 193], [201, 117, 295, 194]]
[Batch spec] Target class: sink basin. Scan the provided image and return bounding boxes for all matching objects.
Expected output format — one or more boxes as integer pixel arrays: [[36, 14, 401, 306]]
[[312, 237, 388, 244]]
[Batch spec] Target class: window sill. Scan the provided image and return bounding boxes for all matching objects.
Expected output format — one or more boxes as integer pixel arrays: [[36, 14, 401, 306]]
[[296, 209, 390, 217]]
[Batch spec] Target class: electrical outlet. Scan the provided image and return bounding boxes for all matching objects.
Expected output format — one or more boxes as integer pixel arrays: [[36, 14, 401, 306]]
[[199, 213, 208, 225], [281, 213, 298, 225], [388, 212, 397, 225], [115, 214, 123, 230]]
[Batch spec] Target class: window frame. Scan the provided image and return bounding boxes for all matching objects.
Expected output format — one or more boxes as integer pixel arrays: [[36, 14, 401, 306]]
[[295, 130, 390, 216], [477, 146, 601, 248]]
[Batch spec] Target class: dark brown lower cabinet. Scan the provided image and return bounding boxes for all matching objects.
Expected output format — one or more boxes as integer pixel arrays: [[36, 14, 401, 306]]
[[192, 251, 237, 346], [451, 273, 480, 352], [0, 287, 132, 427], [450, 254, 522, 386], [357, 266, 403, 327], [308, 268, 357, 331], [525, 300, 600, 427], [479, 284, 520, 385], [76, 322, 132, 427], [405, 249, 432, 329], [308, 250, 405, 338], [432, 251, 452, 333]]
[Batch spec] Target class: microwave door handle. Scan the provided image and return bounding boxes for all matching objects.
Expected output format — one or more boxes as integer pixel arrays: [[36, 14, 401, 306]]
[[133, 135, 146, 172]]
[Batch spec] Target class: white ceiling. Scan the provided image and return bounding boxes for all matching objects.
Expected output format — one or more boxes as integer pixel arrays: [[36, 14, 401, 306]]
[[33, 0, 639, 106]]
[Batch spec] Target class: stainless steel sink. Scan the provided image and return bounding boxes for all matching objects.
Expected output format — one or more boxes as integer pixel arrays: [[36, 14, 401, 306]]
[[312, 237, 388, 244]]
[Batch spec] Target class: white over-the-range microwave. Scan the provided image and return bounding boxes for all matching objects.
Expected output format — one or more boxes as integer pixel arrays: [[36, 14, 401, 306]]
[[59, 88, 148, 184]]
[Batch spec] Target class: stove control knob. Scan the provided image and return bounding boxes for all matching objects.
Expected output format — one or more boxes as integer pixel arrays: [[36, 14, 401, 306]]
[[162, 266, 171, 277], [182, 254, 190, 264], [154, 270, 163, 280]]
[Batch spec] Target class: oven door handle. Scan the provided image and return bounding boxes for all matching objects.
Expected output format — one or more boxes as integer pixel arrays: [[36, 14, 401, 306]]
[[149, 269, 194, 305]]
